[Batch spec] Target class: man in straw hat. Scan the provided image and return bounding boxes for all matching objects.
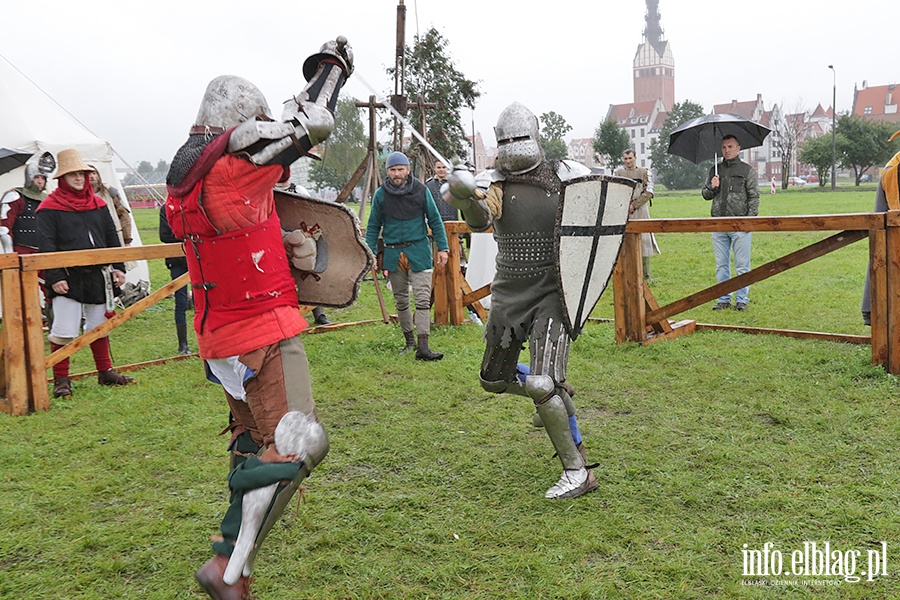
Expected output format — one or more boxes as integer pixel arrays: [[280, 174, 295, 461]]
[[165, 36, 353, 599], [36, 148, 135, 398]]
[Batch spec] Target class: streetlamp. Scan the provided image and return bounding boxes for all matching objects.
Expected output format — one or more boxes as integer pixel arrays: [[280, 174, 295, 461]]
[[828, 65, 836, 191]]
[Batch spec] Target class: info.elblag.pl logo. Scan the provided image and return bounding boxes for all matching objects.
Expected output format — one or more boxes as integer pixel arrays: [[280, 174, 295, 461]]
[[742, 541, 888, 584]]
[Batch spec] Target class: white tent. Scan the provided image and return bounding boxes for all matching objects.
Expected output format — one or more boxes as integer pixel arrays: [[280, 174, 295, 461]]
[[0, 55, 150, 292]]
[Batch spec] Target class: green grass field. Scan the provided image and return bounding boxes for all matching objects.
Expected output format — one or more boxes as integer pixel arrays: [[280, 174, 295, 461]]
[[0, 185, 897, 599]]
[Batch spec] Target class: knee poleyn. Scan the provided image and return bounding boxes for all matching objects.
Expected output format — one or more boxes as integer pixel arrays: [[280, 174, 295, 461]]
[[274, 411, 329, 470], [525, 374, 555, 403]]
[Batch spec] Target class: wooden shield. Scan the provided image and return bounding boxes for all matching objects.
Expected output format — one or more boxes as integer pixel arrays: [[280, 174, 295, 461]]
[[274, 190, 374, 308], [555, 175, 636, 337]]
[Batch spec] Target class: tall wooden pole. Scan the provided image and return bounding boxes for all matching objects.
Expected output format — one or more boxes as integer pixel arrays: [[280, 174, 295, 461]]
[[392, 0, 406, 151]]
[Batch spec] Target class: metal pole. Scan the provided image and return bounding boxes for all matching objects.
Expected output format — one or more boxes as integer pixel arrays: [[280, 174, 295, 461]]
[[829, 64, 836, 191]]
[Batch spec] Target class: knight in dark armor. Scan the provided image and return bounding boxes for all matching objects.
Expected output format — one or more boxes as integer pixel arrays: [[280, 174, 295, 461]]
[[445, 102, 598, 499], [1, 163, 50, 254]]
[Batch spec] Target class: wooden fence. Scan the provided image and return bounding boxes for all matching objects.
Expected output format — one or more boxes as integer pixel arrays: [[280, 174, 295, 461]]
[[1, 243, 185, 415], [3, 212, 896, 415], [613, 212, 894, 371]]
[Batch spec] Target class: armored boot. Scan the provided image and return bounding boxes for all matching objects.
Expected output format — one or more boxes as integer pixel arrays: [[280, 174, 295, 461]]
[[400, 330, 416, 354], [176, 322, 191, 355], [527, 375, 597, 499], [415, 334, 443, 361]]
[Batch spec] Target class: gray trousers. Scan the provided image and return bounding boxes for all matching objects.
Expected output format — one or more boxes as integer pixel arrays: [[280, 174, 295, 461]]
[[387, 268, 434, 336]]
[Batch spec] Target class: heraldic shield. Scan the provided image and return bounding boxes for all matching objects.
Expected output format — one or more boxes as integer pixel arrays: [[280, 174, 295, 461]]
[[554, 175, 636, 337], [274, 190, 374, 308]]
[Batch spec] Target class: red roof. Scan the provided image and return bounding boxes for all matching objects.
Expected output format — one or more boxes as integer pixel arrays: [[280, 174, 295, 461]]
[[810, 103, 829, 118], [606, 100, 659, 124], [852, 83, 900, 121], [713, 100, 758, 119]]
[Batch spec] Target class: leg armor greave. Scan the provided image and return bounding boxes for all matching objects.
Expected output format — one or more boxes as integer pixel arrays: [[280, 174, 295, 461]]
[[224, 412, 329, 585], [526, 375, 584, 472]]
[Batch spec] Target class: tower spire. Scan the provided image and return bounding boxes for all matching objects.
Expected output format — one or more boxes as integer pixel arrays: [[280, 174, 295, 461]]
[[633, 0, 674, 109], [643, 0, 666, 55]]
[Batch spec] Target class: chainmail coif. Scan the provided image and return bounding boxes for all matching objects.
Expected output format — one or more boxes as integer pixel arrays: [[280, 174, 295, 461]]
[[166, 133, 220, 187]]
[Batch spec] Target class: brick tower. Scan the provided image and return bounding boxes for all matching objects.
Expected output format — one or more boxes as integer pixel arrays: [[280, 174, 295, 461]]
[[633, 0, 674, 110]]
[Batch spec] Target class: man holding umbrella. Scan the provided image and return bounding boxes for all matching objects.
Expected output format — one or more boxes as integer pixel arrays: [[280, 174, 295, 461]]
[[701, 135, 759, 311]]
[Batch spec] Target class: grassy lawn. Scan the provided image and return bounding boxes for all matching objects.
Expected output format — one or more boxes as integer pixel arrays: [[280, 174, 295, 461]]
[[0, 185, 897, 599]]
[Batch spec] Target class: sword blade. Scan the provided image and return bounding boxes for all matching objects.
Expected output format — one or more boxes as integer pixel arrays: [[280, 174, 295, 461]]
[[355, 73, 452, 168]]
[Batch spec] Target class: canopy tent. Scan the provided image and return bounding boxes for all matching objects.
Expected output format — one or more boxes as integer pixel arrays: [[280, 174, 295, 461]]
[[0, 55, 150, 293]]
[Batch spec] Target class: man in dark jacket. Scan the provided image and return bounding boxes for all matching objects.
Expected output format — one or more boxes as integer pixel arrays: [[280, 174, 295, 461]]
[[0, 164, 48, 254], [425, 159, 457, 221], [37, 148, 134, 398], [366, 151, 449, 360], [701, 135, 759, 311]]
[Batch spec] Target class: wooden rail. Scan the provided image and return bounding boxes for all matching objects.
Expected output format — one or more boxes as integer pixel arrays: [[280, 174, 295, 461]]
[[614, 212, 898, 373], [3, 241, 385, 415], [1, 243, 185, 415], [5, 211, 896, 413]]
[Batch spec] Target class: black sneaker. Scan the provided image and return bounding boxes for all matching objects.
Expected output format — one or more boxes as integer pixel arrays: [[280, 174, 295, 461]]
[[712, 302, 731, 310], [735, 302, 748, 311]]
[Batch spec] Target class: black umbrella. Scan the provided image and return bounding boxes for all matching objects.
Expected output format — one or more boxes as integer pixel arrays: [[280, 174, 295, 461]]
[[0, 148, 34, 177], [667, 113, 771, 174]]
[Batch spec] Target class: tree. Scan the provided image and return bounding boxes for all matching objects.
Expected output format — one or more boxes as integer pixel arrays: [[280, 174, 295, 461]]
[[592, 119, 631, 171], [309, 97, 367, 199], [155, 159, 169, 174], [798, 133, 838, 187], [136, 161, 154, 176], [836, 115, 898, 185], [648, 100, 710, 190], [772, 101, 808, 190], [388, 27, 480, 171], [539, 111, 572, 161]]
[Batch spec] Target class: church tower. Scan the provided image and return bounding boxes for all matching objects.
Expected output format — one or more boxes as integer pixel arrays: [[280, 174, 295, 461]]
[[633, 0, 674, 110]]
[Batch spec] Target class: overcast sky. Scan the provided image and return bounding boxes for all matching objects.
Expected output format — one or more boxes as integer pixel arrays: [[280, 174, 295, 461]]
[[2, 0, 896, 169]]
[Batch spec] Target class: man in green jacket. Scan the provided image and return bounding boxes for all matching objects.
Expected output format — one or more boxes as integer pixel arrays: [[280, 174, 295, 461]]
[[366, 151, 450, 360], [701, 135, 760, 311]]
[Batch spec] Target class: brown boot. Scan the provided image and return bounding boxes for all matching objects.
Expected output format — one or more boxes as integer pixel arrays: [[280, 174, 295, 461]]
[[400, 330, 416, 354], [195, 554, 253, 600], [98, 369, 135, 386], [576, 442, 599, 496], [415, 334, 443, 361], [53, 377, 72, 398]]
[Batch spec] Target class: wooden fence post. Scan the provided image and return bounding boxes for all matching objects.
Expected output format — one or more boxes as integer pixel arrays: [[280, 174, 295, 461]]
[[885, 211, 900, 373], [20, 270, 49, 412], [612, 232, 644, 343], [0, 254, 28, 415], [869, 225, 888, 368]]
